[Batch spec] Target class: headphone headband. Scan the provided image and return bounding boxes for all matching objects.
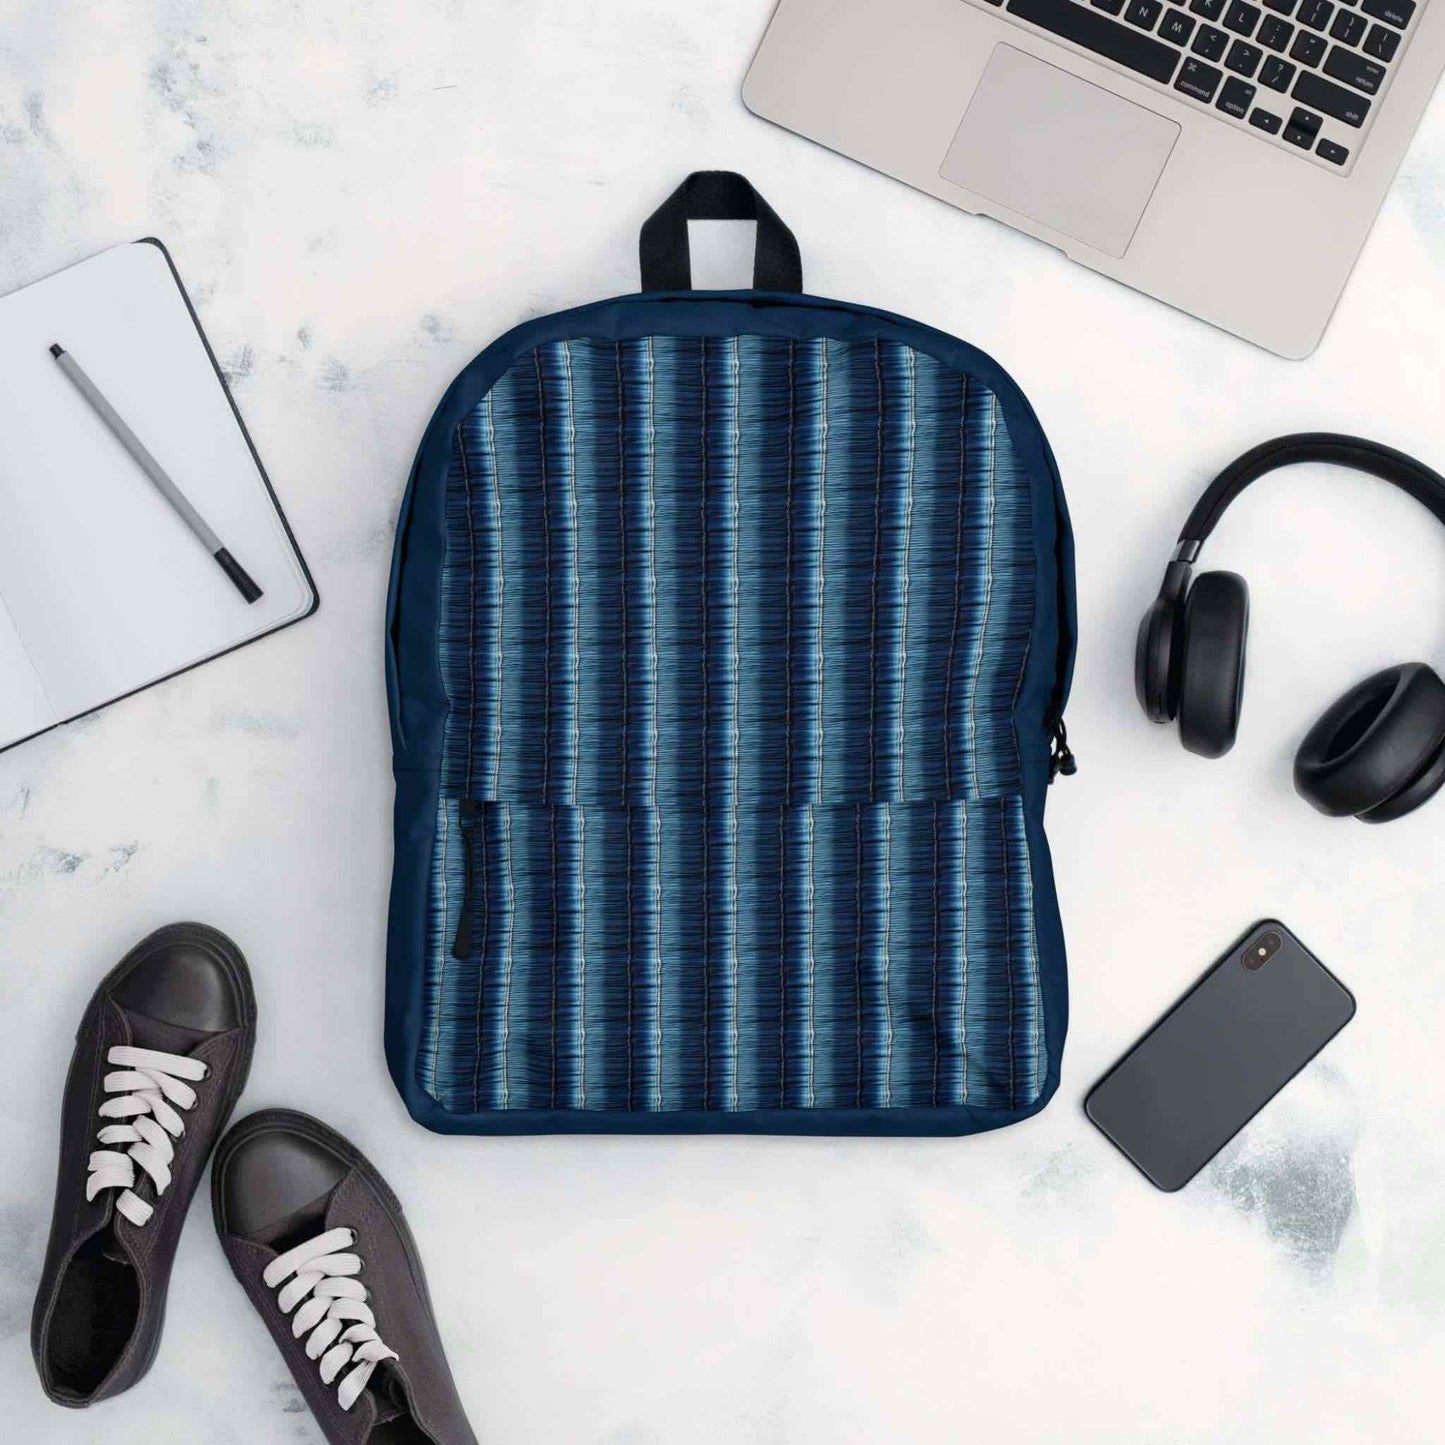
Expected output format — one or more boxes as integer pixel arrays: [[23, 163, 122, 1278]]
[[1178, 434, 1445, 557]]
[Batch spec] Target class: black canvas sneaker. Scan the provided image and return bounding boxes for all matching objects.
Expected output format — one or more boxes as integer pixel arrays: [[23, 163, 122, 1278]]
[[32, 923, 257, 1405], [211, 1109, 479, 1445]]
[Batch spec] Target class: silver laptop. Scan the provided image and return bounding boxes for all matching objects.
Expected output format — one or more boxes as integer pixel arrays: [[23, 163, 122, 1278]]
[[744, 0, 1444, 356]]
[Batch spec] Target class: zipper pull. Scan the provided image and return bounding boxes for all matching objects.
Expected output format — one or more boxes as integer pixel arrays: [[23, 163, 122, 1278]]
[[452, 801, 483, 960], [1048, 712, 1077, 782]]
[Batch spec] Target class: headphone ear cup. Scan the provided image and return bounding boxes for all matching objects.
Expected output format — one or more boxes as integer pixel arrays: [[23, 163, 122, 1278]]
[[1135, 595, 1182, 723], [1176, 571, 1249, 759], [1294, 663, 1445, 821]]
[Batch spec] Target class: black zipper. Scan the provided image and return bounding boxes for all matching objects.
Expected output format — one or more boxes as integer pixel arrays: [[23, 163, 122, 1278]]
[[1047, 710, 1077, 782], [452, 800, 485, 960]]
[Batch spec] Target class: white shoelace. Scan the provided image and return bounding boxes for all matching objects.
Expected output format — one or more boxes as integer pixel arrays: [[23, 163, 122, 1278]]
[[85, 1046, 208, 1227], [264, 1227, 400, 1412]]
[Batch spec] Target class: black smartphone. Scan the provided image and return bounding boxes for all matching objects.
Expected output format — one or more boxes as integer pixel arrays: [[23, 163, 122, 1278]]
[[1085, 920, 1356, 1192]]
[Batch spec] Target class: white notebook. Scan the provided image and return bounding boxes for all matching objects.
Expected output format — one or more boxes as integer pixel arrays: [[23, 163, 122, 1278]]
[[0, 241, 316, 752]]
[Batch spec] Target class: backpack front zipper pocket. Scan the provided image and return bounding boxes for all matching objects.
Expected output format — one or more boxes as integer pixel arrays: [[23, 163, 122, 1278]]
[[437, 793, 1050, 1114]]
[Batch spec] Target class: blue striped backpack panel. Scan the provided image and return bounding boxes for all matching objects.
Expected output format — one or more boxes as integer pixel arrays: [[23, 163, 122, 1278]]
[[385, 175, 1076, 1134]]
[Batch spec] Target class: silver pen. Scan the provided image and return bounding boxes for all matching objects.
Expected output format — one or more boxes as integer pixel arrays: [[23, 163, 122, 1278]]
[[49, 343, 263, 604]]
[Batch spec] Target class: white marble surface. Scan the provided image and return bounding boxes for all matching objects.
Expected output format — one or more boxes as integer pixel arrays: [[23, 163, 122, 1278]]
[[3, 2, 1445, 1441]]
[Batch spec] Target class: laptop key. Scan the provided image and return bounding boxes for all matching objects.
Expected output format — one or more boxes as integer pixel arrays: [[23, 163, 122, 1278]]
[[1259, 15, 1294, 47], [1263, 0, 1297, 11], [1227, 38, 1264, 72], [1224, 0, 1262, 31], [1329, 9, 1368, 41], [1294, 68, 1372, 123], [1249, 106, 1284, 130], [1190, 0, 1226, 17], [1218, 75, 1258, 113], [1006, 0, 1183, 82], [1324, 45, 1386, 92], [1176, 55, 1226, 99], [1360, 0, 1414, 28], [1127, 0, 1165, 28], [1297, 0, 1334, 27], [1161, 9, 1198, 41], [1282, 104, 1323, 144], [1093, 0, 1128, 13], [1290, 30, 1327, 62], [1364, 21, 1400, 57], [1317, 138, 1350, 163], [1261, 54, 1297, 86], [1194, 22, 1230, 55]]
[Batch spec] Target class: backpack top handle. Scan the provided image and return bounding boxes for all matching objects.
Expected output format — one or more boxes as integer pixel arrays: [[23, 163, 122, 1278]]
[[639, 170, 803, 294]]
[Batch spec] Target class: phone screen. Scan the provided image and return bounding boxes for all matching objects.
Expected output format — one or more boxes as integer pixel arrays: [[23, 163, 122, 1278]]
[[1085, 921, 1355, 1191]]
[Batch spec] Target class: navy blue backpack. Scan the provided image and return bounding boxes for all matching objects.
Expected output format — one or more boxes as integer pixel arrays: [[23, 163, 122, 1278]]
[[385, 173, 1076, 1135]]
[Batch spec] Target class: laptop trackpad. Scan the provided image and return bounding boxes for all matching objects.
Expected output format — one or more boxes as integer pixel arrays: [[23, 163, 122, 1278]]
[[940, 45, 1179, 258]]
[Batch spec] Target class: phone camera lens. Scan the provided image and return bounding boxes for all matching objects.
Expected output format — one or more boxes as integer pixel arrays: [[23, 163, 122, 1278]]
[[1243, 931, 1283, 971]]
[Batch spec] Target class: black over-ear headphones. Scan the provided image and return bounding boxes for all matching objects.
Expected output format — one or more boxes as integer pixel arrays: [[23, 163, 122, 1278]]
[[1136, 434, 1445, 824]]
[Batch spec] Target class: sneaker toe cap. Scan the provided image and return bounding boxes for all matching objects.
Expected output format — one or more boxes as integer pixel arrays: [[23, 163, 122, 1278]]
[[110, 924, 248, 1033], [216, 1124, 350, 1239]]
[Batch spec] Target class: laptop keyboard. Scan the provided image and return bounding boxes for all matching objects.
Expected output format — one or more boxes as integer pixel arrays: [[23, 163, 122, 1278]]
[[974, 0, 1420, 173]]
